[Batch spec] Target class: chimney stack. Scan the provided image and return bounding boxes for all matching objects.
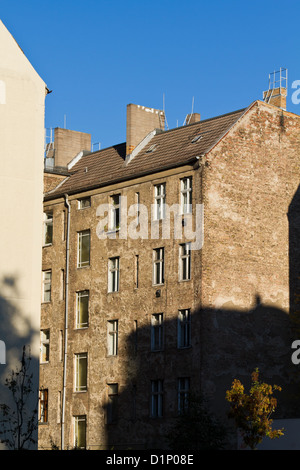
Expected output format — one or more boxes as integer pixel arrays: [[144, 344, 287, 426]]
[[263, 68, 288, 111], [263, 87, 287, 110], [126, 104, 165, 155], [186, 113, 201, 124], [45, 128, 91, 169]]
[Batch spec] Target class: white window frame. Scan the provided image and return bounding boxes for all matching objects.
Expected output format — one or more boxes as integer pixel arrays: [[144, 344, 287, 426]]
[[42, 270, 52, 303], [77, 230, 90, 268], [74, 353, 88, 392], [154, 183, 166, 220], [151, 379, 163, 418], [40, 329, 50, 363], [74, 415, 86, 449], [43, 211, 53, 246], [180, 177, 192, 214], [78, 196, 91, 210], [39, 389, 48, 423], [179, 242, 191, 281], [178, 377, 190, 414], [107, 320, 118, 356], [108, 257, 119, 292], [151, 313, 164, 351], [178, 309, 191, 348], [76, 291, 89, 329], [110, 194, 121, 230], [153, 248, 164, 285]]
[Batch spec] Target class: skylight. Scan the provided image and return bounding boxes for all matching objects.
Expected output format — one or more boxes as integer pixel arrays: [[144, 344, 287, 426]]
[[191, 134, 203, 143], [146, 144, 157, 153]]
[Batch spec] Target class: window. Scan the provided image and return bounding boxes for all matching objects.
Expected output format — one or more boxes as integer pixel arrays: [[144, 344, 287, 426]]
[[40, 329, 50, 363], [135, 192, 140, 225], [134, 320, 138, 354], [39, 389, 48, 423], [178, 377, 190, 414], [75, 353, 87, 392], [57, 391, 62, 424], [77, 230, 90, 268], [74, 415, 86, 449], [108, 257, 119, 292], [76, 291, 89, 328], [107, 320, 118, 356], [60, 269, 65, 300], [43, 211, 53, 246], [178, 309, 191, 348], [42, 270, 51, 302], [151, 380, 163, 418], [135, 255, 139, 288], [181, 177, 192, 214], [153, 248, 164, 285], [107, 384, 118, 424], [179, 243, 191, 281], [151, 314, 164, 351], [59, 330, 63, 362], [110, 194, 121, 230], [78, 197, 91, 209], [154, 183, 166, 220]]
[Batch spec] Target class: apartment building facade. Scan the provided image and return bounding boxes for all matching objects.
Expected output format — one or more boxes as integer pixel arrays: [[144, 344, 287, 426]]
[[38, 97, 300, 450]]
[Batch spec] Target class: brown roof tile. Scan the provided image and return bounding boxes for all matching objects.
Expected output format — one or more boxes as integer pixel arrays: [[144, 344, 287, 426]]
[[44, 107, 246, 200]]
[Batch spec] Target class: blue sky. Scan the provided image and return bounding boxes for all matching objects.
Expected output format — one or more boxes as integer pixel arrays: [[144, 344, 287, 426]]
[[1, 0, 300, 149]]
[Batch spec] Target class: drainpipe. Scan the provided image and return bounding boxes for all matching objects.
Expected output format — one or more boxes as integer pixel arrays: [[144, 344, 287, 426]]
[[61, 194, 70, 450]]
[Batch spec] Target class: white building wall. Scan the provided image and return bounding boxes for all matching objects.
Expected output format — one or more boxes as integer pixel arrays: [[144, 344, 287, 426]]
[[0, 20, 46, 448]]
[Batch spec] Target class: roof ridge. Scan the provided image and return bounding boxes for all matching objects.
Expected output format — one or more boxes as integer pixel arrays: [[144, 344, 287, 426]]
[[161, 107, 247, 135]]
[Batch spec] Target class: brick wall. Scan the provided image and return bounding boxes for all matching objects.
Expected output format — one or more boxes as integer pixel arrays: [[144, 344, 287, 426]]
[[126, 104, 165, 155], [54, 128, 91, 168], [200, 101, 300, 417], [39, 101, 300, 449]]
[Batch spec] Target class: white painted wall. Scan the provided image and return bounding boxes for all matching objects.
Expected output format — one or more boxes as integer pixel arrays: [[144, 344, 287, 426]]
[[0, 20, 46, 448]]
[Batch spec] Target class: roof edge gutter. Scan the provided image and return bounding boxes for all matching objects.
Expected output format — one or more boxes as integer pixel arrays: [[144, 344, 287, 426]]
[[44, 156, 199, 202]]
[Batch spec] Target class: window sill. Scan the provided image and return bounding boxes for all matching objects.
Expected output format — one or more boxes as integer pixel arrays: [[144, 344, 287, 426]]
[[107, 227, 120, 234]]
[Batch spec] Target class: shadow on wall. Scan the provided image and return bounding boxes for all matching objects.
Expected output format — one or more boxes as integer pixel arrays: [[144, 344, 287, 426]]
[[102, 296, 300, 450], [102, 184, 300, 450], [289, 184, 300, 327], [0, 275, 39, 450]]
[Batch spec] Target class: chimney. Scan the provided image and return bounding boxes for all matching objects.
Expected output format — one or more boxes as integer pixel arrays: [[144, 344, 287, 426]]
[[263, 68, 288, 110], [45, 128, 91, 169], [263, 87, 287, 110], [126, 104, 165, 155], [186, 113, 201, 124]]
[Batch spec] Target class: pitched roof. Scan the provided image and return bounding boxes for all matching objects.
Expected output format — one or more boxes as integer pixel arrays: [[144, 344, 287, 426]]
[[44, 107, 247, 200]]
